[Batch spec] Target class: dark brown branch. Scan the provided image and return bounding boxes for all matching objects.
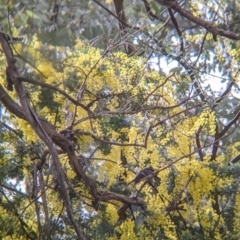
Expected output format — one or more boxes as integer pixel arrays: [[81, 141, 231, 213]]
[[154, 0, 240, 40], [168, 8, 184, 53], [142, 0, 164, 21], [92, 0, 139, 31], [39, 171, 50, 238], [136, 32, 206, 102], [212, 81, 235, 108], [230, 154, 240, 164], [0, 83, 151, 209], [167, 176, 193, 213], [169, 59, 205, 102], [0, 32, 86, 240], [144, 37, 206, 102], [211, 110, 240, 161], [18, 76, 91, 113], [196, 126, 203, 161], [0, 85, 26, 119], [0, 183, 30, 198], [76, 129, 145, 147], [0, 121, 23, 139], [193, 31, 209, 66], [210, 124, 219, 161], [32, 165, 42, 233], [0, 191, 37, 239], [75, 95, 196, 126], [93, 0, 136, 56], [212, 192, 220, 215], [219, 111, 240, 138], [113, 0, 135, 55]]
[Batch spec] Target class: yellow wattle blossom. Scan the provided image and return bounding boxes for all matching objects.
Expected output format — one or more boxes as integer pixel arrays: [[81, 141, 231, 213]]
[[1, 29, 240, 239], [116, 219, 138, 240], [189, 109, 216, 136]]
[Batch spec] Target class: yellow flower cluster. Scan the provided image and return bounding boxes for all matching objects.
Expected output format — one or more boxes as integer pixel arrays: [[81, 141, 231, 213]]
[[189, 109, 216, 136]]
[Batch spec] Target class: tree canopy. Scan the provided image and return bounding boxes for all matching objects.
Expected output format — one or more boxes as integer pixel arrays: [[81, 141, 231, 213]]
[[1, 0, 240, 239]]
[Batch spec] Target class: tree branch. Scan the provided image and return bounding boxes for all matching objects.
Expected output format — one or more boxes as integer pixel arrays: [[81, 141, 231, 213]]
[[168, 8, 184, 53], [18, 76, 91, 113], [196, 126, 203, 161], [0, 32, 87, 240], [113, 0, 135, 55], [154, 0, 240, 40]]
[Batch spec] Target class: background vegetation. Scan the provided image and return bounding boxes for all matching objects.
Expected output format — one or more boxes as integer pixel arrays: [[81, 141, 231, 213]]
[[1, 0, 240, 239]]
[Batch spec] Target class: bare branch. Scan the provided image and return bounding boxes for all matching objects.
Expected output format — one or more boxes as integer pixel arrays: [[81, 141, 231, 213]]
[[230, 154, 240, 164], [18, 76, 91, 113], [168, 8, 184, 53], [212, 81, 235, 108], [154, 0, 240, 40], [113, 0, 135, 55], [142, 0, 164, 21], [196, 126, 203, 161]]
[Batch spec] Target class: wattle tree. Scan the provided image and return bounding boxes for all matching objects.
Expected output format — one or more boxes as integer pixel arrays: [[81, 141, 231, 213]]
[[0, 0, 240, 239]]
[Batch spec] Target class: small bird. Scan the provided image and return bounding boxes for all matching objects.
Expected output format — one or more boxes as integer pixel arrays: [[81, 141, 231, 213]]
[[127, 166, 154, 186]]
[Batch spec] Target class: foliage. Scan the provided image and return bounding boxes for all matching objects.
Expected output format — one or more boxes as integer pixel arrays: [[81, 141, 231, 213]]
[[0, 0, 240, 240]]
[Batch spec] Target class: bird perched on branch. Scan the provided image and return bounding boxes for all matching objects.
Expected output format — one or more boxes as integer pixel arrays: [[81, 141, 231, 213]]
[[127, 166, 154, 186]]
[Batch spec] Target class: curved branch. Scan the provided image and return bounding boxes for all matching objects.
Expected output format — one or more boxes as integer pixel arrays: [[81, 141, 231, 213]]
[[18, 76, 91, 113], [0, 32, 86, 240], [154, 0, 240, 40], [0, 183, 31, 198], [0, 79, 150, 221], [212, 81, 235, 108], [196, 126, 203, 161], [92, 0, 139, 30], [113, 0, 135, 55], [168, 8, 184, 52], [211, 111, 240, 161], [142, 0, 164, 21], [230, 154, 240, 164]]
